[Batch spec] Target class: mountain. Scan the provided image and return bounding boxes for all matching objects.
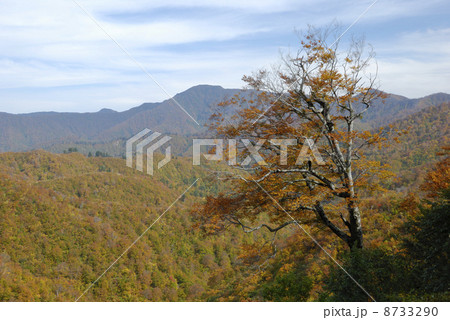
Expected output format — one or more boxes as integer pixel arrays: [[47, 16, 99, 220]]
[[0, 86, 448, 154], [0, 85, 241, 153], [0, 104, 448, 301], [360, 92, 450, 126], [370, 102, 449, 191], [0, 87, 448, 302]]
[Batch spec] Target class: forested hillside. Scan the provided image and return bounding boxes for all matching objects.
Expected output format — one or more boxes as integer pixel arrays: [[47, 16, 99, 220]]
[[0, 99, 448, 301], [371, 102, 449, 190], [0, 68, 449, 301], [360, 92, 450, 127], [0, 151, 270, 301]]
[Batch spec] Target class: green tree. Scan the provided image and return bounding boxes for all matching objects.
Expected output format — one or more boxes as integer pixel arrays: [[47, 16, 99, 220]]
[[257, 266, 312, 302], [322, 248, 409, 301], [402, 188, 450, 294]]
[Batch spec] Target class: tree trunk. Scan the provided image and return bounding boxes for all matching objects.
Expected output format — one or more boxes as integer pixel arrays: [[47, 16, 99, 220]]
[[348, 202, 364, 249]]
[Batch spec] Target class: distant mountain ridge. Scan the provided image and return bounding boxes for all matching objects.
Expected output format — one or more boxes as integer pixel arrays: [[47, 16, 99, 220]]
[[0, 85, 241, 153], [360, 91, 450, 126], [0, 85, 449, 153]]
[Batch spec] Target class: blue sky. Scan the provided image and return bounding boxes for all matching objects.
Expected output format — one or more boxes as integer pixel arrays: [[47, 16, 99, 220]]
[[0, 0, 449, 113]]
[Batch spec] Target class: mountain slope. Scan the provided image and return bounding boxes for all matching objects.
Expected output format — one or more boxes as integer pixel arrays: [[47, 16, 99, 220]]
[[0, 85, 241, 152], [0, 150, 263, 301], [0, 86, 448, 154], [0, 104, 448, 301], [370, 102, 449, 190], [360, 92, 450, 126]]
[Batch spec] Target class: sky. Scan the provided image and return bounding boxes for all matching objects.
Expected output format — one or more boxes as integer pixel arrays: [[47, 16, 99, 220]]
[[0, 0, 449, 113]]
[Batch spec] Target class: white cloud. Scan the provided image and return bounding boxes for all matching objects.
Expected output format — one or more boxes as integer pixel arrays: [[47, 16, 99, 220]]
[[81, 0, 307, 14], [373, 28, 450, 97], [0, 47, 276, 113], [0, 0, 449, 112], [393, 28, 450, 56], [376, 58, 450, 97]]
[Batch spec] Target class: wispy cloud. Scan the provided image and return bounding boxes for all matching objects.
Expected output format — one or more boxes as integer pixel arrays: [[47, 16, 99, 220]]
[[374, 28, 450, 97], [0, 0, 449, 112]]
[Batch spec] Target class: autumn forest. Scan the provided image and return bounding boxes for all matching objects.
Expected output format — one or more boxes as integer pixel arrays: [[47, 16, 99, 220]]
[[0, 29, 449, 302]]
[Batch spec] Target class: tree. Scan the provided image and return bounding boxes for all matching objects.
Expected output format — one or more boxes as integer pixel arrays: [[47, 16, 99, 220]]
[[258, 265, 313, 302], [402, 189, 450, 294], [325, 150, 450, 301], [196, 27, 391, 250], [323, 248, 409, 301], [420, 146, 450, 199], [402, 149, 450, 294]]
